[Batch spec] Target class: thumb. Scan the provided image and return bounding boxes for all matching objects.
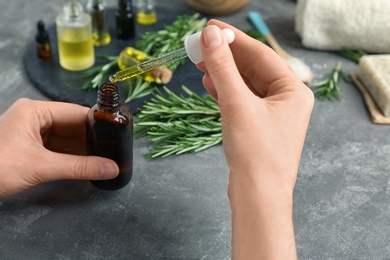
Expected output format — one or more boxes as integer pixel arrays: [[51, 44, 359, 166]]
[[41, 152, 119, 182], [200, 25, 248, 102]]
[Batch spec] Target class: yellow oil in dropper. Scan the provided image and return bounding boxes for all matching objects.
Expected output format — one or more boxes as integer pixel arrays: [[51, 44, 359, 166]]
[[109, 47, 187, 83], [109, 28, 235, 83]]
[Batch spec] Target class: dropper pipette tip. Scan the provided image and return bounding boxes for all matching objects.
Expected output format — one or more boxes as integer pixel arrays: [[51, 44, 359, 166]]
[[109, 75, 115, 83]]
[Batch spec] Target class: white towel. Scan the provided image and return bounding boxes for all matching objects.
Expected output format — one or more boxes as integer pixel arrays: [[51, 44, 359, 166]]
[[295, 0, 390, 53]]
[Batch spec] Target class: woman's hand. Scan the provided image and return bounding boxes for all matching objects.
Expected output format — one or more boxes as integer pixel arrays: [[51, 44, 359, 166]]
[[197, 20, 314, 259], [0, 99, 119, 197]]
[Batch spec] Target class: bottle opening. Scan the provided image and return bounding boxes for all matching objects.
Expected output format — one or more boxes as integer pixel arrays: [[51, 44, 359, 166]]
[[98, 83, 120, 108], [100, 83, 118, 92]]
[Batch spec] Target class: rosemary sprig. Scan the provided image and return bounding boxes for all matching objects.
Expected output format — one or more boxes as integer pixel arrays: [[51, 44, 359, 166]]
[[136, 13, 207, 71], [81, 55, 118, 90], [80, 13, 206, 100], [339, 49, 367, 63], [311, 49, 366, 101], [134, 85, 221, 158], [125, 76, 154, 103], [310, 62, 349, 101]]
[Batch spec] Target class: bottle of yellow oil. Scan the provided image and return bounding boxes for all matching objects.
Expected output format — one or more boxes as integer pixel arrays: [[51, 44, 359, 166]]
[[56, 1, 95, 71], [86, 0, 111, 46], [136, 0, 157, 25]]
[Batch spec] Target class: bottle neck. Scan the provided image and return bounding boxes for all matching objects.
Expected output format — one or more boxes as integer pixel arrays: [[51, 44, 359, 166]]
[[63, 1, 83, 22], [118, 0, 133, 11], [87, 0, 105, 11], [36, 20, 49, 43], [97, 83, 120, 111]]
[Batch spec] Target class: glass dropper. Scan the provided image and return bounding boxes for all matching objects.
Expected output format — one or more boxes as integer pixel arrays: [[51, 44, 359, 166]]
[[109, 47, 187, 83], [109, 28, 235, 83]]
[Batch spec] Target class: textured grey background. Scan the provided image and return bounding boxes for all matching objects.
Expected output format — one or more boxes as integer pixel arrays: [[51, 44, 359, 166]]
[[1, 0, 390, 259]]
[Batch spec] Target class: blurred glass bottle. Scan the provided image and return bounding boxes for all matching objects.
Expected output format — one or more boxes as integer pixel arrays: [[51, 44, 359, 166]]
[[116, 0, 136, 39], [86, 0, 111, 46], [56, 1, 95, 71], [136, 0, 157, 25], [35, 20, 52, 59]]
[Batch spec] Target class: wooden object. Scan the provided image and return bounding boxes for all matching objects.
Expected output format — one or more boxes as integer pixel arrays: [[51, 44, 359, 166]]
[[187, 0, 248, 15]]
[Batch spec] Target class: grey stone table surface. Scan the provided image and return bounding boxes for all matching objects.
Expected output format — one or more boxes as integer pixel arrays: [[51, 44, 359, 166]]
[[1, 0, 390, 259]]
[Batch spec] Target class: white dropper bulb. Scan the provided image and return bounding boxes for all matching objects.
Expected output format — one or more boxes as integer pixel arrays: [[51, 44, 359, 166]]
[[184, 28, 235, 64]]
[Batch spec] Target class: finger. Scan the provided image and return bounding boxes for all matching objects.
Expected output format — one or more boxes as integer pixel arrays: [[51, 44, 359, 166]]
[[195, 62, 207, 74], [43, 135, 86, 155], [36, 151, 119, 182], [202, 74, 218, 100], [28, 100, 90, 154], [200, 25, 251, 103], [197, 46, 259, 99], [196, 62, 218, 99], [207, 20, 304, 96], [34, 100, 89, 138]]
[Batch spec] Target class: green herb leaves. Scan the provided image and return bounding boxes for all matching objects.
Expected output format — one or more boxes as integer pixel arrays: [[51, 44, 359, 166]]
[[80, 12, 206, 105], [136, 13, 207, 71], [309, 49, 367, 101], [134, 86, 222, 158], [310, 62, 349, 101], [81, 55, 119, 90], [125, 76, 154, 103], [340, 49, 367, 63]]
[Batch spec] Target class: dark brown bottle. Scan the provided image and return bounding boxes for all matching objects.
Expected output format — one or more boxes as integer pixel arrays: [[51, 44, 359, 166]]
[[86, 83, 133, 190], [116, 0, 136, 39], [35, 20, 52, 59], [86, 0, 111, 46]]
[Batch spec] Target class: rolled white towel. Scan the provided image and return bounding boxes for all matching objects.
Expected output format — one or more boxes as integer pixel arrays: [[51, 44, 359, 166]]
[[295, 0, 390, 53]]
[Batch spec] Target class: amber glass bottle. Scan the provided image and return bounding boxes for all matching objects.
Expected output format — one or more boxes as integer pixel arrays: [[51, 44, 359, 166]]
[[35, 20, 52, 59], [86, 83, 133, 190]]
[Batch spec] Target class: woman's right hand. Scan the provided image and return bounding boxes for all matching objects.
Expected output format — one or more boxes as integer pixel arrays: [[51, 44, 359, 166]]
[[196, 20, 314, 259]]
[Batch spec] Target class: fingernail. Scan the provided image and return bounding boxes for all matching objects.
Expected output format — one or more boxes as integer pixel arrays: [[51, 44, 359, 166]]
[[203, 25, 222, 49], [99, 163, 119, 179]]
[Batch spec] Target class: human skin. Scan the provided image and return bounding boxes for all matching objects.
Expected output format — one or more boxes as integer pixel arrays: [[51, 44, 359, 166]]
[[0, 99, 119, 197], [0, 18, 313, 259], [196, 20, 314, 259]]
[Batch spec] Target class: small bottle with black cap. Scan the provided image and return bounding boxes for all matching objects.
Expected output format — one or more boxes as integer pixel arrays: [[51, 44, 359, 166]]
[[35, 20, 52, 59], [116, 0, 136, 40]]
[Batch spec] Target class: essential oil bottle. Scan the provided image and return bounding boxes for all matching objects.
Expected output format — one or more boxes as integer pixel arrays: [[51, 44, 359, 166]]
[[35, 20, 52, 59], [86, 0, 111, 46], [56, 1, 95, 71], [116, 0, 136, 39], [136, 0, 157, 25], [86, 83, 133, 190]]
